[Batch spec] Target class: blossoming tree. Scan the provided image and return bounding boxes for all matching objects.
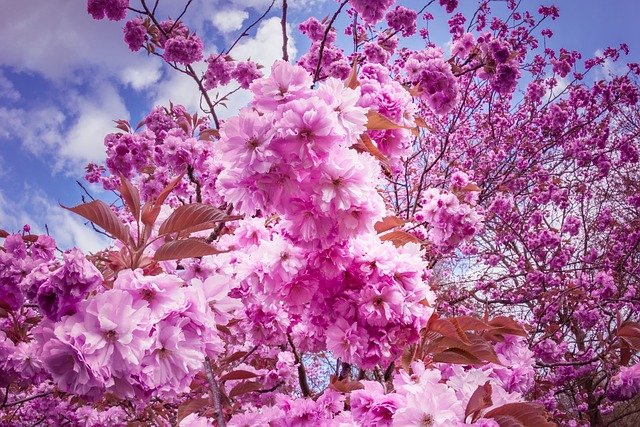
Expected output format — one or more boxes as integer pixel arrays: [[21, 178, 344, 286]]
[[1, 0, 639, 426]]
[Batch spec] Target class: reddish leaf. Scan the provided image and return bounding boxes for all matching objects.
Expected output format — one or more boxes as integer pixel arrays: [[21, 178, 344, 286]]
[[229, 381, 265, 398], [620, 341, 632, 366], [428, 318, 472, 345], [154, 238, 224, 261], [432, 347, 486, 365], [141, 171, 186, 226], [485, 316, 528, 340], [23, 234, 39, 243], [489, 415, 525, 427], [344, 58, 360, 89], [365, 111, 410, 131], [113, 119, 131, 133], [485, 403, 556, 427], [465, 381, 493, 423], [221, 351, 248, 366], [118, 174, 141, 221], [220, 370, 260, 381], [427, 335, 502, 365], [401, 344, 417, 373], [199, 128, 220, 141], [61, 200, 130, 244], [618, 321, 640, 351], [216, 324, 231, 335], [0, 229, 9, 238], [460, 182, 483, 192], [414, 115, 430, 129], [456, 316, 491, 331], [464, 336, 503, 365], [328, 375, 364, 393], [159, 203, 241, 237], [375, 216, 407, 234], [177, 398, 209, 424], [380, 230, 422, 247], [359, 134, 390, 166]]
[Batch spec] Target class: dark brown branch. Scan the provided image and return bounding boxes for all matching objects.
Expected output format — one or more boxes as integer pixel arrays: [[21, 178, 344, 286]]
[[2, 391, 53, 407], [204, 356, 226, 427], [287, 334, 311, 397], [281, 0, 289, 61]]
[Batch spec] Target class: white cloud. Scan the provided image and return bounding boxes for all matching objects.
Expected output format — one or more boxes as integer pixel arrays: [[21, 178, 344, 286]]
[[212, 9, 250, 34], [233, 17, 297, 69], [0, 187, 110, 254], [0, 106, 66, 156], [0, 72, 19, 101], [57, 83, 130, 171], [0, 82, 128, 174], [151, 65, 207, 113], [0, 2, 153, 81], [120, 62, 163, 91], [151, 17, 297, 117], [592, 49, 627, 81]]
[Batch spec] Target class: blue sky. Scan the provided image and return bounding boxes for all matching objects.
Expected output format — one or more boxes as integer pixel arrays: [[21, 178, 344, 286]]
[[0, 0, 638, 252]]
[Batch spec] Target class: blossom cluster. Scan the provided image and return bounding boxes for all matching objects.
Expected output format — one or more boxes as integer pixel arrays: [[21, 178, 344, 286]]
[[36, 270, 234, 401], [204, 55, 264, 90], [297, 17, 351, 80], [86, 104, 221, 204], [357, 63, 417, 171], [207, 218, 435, 369], [216, 60, 385, 247], [87, 0, 128, 21], [405, 47, 459, 115], [0, 232, 57, 311], [414, 178, 483, 251], [220, 336, 535, 426]]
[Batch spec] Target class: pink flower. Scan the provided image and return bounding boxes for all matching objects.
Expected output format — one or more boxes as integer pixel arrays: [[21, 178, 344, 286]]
[[139, 315, 204, 394], [232, 60, 264, 89], [112, 269, 186, 322], [204, 54, 236, 90], [124, 18, 146, 52], [348, 0, 396, 25], [163, 34, 204, 65], [87, 0, 128, 21], [393, 368, 464, 426], [326, 318, 369, 361], [250, 60, 313, 112], [218, 108, 275, 174], [80, 289, 152, 369], [35, 320, 107, 401]]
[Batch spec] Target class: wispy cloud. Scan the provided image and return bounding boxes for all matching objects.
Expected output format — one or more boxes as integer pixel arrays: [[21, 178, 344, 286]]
[[0, 186, 111, 254]]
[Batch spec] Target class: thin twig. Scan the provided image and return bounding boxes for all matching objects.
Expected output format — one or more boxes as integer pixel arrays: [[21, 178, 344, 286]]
[[204, 357, 226, 427], [313, 0, 349, 83], [2, 391, 53, 407]]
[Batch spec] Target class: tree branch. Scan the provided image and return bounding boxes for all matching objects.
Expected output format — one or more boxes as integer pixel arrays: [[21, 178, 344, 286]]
[[204, 356, 226, 427]]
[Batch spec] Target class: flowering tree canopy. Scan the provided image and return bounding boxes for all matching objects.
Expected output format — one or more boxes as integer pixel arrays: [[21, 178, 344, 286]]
[[1, 0, 639, 426]]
